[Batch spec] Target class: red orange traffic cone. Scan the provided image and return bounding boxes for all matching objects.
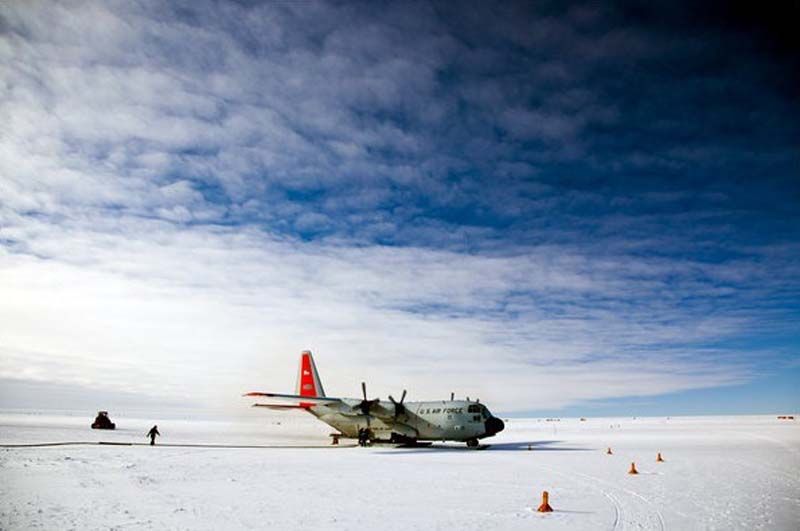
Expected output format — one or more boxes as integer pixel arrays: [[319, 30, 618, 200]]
[[628, 462, 639, 475], [537, 491, 553, 513]]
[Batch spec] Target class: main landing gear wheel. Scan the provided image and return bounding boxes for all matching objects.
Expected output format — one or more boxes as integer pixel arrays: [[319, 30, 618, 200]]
[[466, 438, 479, 448]]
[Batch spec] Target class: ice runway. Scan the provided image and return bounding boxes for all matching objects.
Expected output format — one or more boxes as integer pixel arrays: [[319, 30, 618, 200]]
[[1, 411, 798, 530]]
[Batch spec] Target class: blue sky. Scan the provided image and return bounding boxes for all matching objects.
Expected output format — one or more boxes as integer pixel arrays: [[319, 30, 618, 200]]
[[0, 1, 798, 416]]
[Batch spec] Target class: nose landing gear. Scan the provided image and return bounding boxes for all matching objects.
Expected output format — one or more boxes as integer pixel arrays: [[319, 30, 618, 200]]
[[466, 438, 479, 448]]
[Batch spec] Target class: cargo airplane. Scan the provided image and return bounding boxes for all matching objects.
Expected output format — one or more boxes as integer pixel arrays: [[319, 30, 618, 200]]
[[244, 351, 505, 447]]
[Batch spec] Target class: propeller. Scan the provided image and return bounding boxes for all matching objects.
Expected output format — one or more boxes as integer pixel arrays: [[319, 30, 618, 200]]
[[354, 381, 380, 428], [388, 389, 407, 417]]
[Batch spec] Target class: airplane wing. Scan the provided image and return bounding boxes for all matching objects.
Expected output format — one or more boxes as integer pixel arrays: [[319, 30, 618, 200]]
[[337, 399, 400, 421]]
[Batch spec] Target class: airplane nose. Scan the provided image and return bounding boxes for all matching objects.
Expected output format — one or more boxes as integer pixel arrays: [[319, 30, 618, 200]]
[[485, 416, 505, 436]]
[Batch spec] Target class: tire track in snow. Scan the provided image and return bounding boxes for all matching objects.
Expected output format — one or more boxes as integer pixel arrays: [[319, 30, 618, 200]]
[[536, 463, 664, 531], [532, 464, 622, 531], [601, 489, 623, 531], [572, 469, 666, 531], [0, 441, 356, 449]]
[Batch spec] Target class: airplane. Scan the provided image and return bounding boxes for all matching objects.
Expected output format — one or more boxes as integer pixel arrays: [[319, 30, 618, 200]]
[[244, 350, 505, 448]]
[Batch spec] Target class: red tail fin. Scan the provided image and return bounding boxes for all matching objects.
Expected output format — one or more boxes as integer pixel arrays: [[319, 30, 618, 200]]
[[295, 350, 325, 398]]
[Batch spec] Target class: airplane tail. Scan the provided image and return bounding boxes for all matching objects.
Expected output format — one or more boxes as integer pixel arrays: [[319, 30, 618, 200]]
[[295, 350, 326, 398], [244, 350, 335, 410]]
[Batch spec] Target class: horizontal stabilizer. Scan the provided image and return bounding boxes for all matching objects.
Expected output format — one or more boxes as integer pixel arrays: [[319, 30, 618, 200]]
[[252, 403, 310, 410], [243, 392, 341, 404]]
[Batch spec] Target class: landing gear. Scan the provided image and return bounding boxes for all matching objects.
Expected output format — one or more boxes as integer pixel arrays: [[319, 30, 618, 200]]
[[466, 438, 479, 448], [390, 433, 408, 444], [357, 428, 374, 447]]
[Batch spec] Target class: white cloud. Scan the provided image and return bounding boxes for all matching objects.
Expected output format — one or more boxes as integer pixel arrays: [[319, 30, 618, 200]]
[[0, 213, 767, 412]]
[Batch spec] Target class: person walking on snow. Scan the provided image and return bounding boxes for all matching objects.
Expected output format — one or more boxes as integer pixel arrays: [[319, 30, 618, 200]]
[[147, 425, 160, 446]]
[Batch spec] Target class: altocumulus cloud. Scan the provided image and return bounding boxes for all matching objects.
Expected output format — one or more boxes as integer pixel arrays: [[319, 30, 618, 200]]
[[0, 1, 798, 412]]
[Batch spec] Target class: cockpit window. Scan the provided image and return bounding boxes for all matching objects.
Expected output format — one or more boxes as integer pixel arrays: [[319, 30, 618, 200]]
[[468, 404, 481, 413]]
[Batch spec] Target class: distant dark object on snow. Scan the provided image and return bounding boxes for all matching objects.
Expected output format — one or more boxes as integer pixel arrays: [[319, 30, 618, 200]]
[[91, 411, 116, 430], [147, 425, 160, 445]]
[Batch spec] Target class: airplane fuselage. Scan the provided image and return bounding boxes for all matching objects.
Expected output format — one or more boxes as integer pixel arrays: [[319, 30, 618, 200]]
[[309, 399, 504, 443]]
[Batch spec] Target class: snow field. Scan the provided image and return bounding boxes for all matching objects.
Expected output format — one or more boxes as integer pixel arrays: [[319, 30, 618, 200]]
[[1, 412, 798, 530]]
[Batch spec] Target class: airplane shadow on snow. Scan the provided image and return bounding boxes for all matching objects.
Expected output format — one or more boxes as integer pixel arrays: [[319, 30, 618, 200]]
[[374, 440, 593, 455], [487, 440, 592, 452]]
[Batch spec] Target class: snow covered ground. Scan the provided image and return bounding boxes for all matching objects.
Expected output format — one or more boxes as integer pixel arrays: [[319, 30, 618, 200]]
[[1, 410, 798, 530]]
